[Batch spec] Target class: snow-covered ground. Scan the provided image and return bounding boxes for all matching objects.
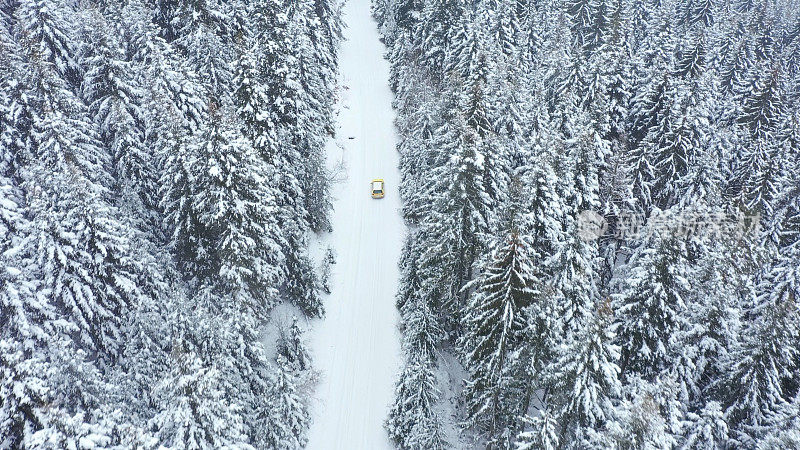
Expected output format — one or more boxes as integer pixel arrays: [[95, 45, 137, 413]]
[[305, 0, 404, 447]]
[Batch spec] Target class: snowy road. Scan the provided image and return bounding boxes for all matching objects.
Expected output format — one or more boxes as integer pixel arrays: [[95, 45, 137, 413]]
[[306, 0, 403, 448]]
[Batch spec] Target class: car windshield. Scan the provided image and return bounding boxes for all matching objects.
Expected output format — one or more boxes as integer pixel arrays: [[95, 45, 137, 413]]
[[374, 189, 382, 193]]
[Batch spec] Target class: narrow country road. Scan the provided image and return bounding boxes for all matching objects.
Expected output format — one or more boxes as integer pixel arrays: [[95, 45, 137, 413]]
[[306, 0, 404, 447]]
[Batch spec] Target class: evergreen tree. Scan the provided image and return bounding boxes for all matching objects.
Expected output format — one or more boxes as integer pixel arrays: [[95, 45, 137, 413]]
[[551, 104, 604, 332], [386, 355, 447, 450], [548, 298, 621, 448], [721, 244, 800, 447], [387, 295, 447, 449], [278, 317, 312, 374], [417, 111, 490, 332], [757, 393, 800, 449], [459, 231, 539, 442], [415, 0, 465, 81], [737, 64, 785, 141], [235, 1, 323, 316], [0, 339, 53, 449], [259, 356, 311, 450], [161, 106, 283, 309], [679, 401, 728, 450], [15, 0, 82, 86], [614, 209, 692, 380], [151, 347, 250, 449], [81, 12, 158, 215], [515, 410, 559, 450]]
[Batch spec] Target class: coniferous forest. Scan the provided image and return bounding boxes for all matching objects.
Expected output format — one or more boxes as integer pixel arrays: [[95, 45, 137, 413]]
[[2, 0, 800, 449], [375, 0, 800, 448], [1, 0, 341, 447]]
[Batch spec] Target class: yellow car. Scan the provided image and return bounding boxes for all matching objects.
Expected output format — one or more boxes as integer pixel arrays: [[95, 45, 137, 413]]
[[371, 179, 385, 199]]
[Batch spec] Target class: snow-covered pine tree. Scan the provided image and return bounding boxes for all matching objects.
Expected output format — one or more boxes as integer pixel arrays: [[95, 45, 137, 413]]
[[397, 233, 425, 312], [402, 292, 444, 364], [18, 63, 144, 356], [386, 353, 447, 450], [278, 316, 312, 374], [547, 297, 621, 448], [565, 0, 595, 53], [388, 287, 446, 449], [614, 209, 692, 381], [291, 0, 338, 233], [720, 241, 800, 447], [161, 104, 283, 310], [458, 40, 508, 212], [612, 375, 679, 449], [517, 133, 565, 274], [417, 108, 490, 333], [515, 410, 559, 450], [626, 67, 676, 212], [0, 338, 54, 448], [757, 393, 800, 449], [0, 52, 48, 350], [80, 14, 142, 180], [627, 16, 675, 147], [241, 0, 323, 316], [0, 105, 59, 441], [80, 10, 161, 225], [182, 287, 282, 448], [674, 32, 707, 80], [258, 355, 312, 450], [668, 206, 744, 449], [151, 346, 250, 449], [678, 401, 729, 450], [398, 91, 438, 224], [641, 75, 711, 210], [550, 102, 605, 331], [171, 0, 237, 99], [730, 64, 788, 216], [14, 0, 82, 87], [459, 230, 540, 443], [414, 0, 465, 83]]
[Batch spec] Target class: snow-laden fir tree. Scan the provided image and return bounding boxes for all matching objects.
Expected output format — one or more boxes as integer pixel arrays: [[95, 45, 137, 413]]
[[757, 393, 800, 449], [397, 89, 439, 223], [161, 104, 284, 310], [387, 354, 448, 450], [290, 0, 339, 233], [414, 0, 465, 83], [515, 410, 559, 450], [151, 346, 251, 449], [417, 109, 490, 332], [678, 401, 729, 450], [720, 240, 800, 447], [387, 294, 447, 449], [81, 10, 155, 212], [278, 316, 313, 374], [459, 230, 540, 444], [15, 0, 82, 86], [667, 206, 744, 449], [550, 102, 605, 332], [259, 354, 312, 450], [547, 298, 621, 449], [614, 209, 692, 381]]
